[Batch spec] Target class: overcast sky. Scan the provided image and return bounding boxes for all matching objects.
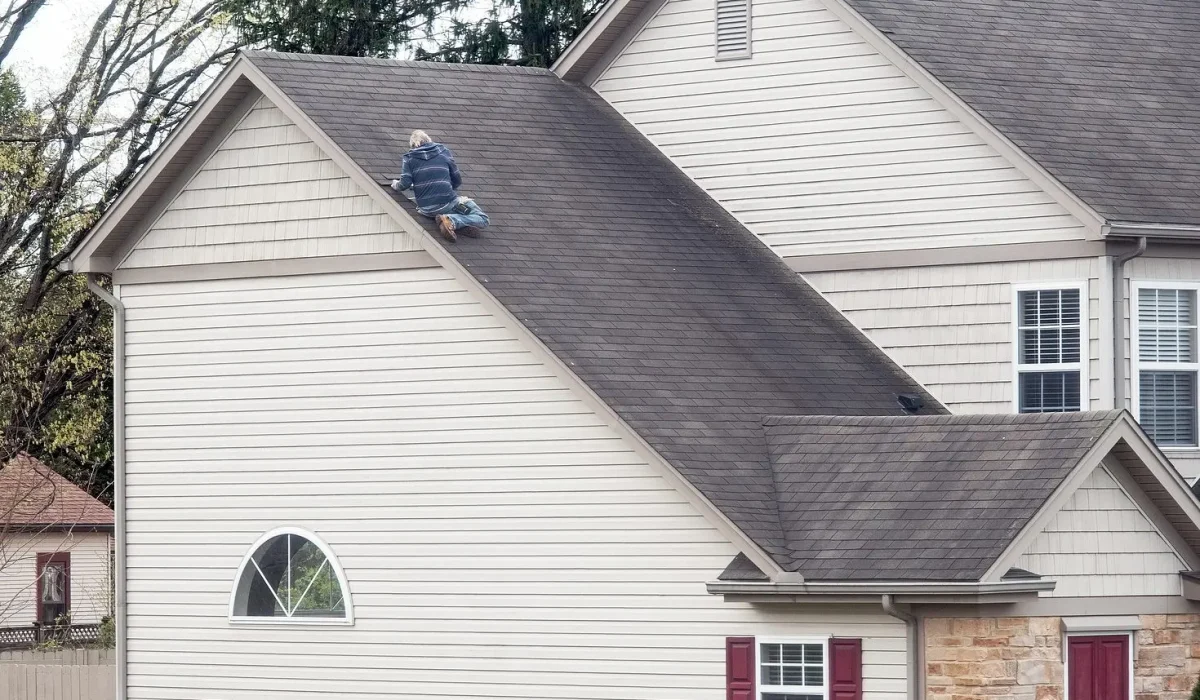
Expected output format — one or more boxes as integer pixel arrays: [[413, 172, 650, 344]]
[[9, 0, 106, 90]]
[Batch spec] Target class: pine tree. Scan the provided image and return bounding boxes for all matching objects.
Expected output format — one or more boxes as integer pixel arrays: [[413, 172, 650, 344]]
[[223, 0, 465, 57], [418, 0, 604, 67]]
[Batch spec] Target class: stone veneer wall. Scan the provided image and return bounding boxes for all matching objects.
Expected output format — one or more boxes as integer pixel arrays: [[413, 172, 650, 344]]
[[924, 614, 1200, 700]]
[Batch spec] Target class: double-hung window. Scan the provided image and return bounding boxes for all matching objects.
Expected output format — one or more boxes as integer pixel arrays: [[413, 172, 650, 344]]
[[1014, 285, 1088, 413], [1133, 284, 1199, 447], [758, 638, 826, 699]]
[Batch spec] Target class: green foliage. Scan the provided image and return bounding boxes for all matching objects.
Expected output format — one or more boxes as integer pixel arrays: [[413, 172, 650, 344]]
[[420, 0, 603, 67], [222, 0, 461, 56], [96, 616, 116, 649]]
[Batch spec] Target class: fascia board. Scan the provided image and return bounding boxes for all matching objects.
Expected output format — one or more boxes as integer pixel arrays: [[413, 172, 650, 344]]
[[981, 415, 1126, 581]]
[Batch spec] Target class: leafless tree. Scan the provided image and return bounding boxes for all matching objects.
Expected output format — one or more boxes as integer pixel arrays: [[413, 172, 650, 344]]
[[0, 0, 240, 483]]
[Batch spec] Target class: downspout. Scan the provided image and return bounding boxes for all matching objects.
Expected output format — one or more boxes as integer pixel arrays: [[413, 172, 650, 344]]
[[882, 594, 919, 700], [1112, 237, 1148, 409], [86, 273, 126, 700]]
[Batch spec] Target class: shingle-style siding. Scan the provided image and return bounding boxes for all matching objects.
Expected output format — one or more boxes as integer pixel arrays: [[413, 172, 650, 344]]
[[803, 258, 1101, 413], [1016, 465, 1185, 597], [0, 533, 113, 626], [590, 0, 1090, 260], [119, 96, 420, 269], [1123, 256, 1200, 479], [119, 266, 907, 700]]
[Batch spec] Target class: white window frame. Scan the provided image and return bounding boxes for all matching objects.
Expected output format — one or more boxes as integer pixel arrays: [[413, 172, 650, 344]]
[[228, 526, 355, 626], [757, 635, 830, 700], [1061, 630, 1135, 700], [1011, 282, 1090, 413], [1130, 280, 1200, 450]]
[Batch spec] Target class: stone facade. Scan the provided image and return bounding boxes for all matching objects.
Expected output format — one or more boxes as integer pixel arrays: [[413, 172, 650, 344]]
[[924, 614, 1200, 700]]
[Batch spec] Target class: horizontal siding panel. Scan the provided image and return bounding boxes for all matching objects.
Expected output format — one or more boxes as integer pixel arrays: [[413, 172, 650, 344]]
[[593, 0, 1088, 257], [122, 266, 906, 700], [0, 533, 113, 626], [120, 97, 419, 269], [1017, 466, 1184, 597], [805, 258, 1099, 412]]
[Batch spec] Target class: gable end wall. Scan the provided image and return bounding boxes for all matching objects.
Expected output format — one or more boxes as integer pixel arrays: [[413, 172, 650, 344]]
[[119, 96, 420, 269], [590, 0, 1090, 260], [1016, 464, 1185, 598], [119, 264, 906, 699]]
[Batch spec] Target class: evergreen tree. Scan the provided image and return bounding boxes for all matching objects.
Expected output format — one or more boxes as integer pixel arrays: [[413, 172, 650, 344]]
[[223, 0, 465, 57], [1190, 674, 1200, 700], [419, 0, 603, 67]]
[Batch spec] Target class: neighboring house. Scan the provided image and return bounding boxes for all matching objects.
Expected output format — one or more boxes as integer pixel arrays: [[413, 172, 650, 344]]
[[66, 52, 1200, 700], [555, 0, 1200, 478], [0, 454, 114, 627]]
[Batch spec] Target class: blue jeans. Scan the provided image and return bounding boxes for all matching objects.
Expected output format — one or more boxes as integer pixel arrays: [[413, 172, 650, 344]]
[[426, 197, 489, 230]]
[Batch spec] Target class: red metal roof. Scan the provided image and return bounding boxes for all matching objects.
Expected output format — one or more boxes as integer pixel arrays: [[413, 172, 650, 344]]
[[0, 454, 113, 529]]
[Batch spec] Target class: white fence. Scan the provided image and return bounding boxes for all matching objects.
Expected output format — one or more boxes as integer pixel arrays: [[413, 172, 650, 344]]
[[0, 649, 114, 699]]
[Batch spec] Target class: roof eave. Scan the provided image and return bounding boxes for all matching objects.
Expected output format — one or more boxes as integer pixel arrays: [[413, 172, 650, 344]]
[[551, 0, 624, 80], [1105, 221, 1200, 242], [706, 578, 1056, 604]]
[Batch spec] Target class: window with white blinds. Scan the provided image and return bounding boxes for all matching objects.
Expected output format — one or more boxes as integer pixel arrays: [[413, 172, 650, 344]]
[[1014, 286, 1087, 413], [1135, 286, 1199, 447], [715, 0, 751, 60]]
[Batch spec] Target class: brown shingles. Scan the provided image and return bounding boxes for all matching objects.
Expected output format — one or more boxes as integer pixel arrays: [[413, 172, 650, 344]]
[[0, 454, 113, 529], [244, 51, 944, 568], [762, 412, 1121, 580]]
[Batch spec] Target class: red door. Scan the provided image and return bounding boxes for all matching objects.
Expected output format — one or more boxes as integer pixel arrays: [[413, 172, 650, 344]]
[[1068, 635, 1129, 700]]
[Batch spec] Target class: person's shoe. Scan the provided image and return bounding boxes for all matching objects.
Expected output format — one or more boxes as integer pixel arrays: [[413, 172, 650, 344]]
[[458, 226, 482, 238], [436, 215, 457, 242]]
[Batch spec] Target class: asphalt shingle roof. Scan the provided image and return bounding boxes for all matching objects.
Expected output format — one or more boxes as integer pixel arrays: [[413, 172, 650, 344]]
[[841, 0, 1200, 226], [244, 52, 944, 569], [762, 411, 1121, 580], [0, 454, 113, 529]]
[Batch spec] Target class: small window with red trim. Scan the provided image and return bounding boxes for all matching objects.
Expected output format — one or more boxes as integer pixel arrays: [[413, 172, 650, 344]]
[[36, 553, 70, 625], [758, 638, 827, 700]]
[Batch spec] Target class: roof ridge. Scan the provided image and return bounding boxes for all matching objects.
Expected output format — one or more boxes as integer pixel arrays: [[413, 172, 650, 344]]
[[242, 50, 557, 76]]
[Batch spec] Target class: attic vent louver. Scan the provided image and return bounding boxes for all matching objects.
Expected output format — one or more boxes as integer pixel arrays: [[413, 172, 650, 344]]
[[714, 0, 751, 60]]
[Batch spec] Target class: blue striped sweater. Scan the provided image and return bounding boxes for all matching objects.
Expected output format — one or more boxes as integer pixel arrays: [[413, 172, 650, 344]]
[[393, 143, 462, 215]]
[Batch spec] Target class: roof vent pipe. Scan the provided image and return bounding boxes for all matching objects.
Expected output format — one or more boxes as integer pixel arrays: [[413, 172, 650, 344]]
[[1113, 236, 1148, 410], [897, 393, 923, 413]]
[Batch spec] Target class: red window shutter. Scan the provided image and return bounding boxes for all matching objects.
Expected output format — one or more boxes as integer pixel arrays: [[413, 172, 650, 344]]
[[726, 637, 755, 700], [829, 638, 863, 700]]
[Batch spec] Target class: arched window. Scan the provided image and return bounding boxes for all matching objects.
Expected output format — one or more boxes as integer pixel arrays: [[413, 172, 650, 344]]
[[229, 528, 353, 624]]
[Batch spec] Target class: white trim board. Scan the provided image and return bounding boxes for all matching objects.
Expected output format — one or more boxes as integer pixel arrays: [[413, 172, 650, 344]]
[[1011, 281, 1091, 413], [1129, 279, 1200, 450], [984, 414, 1200, 581]]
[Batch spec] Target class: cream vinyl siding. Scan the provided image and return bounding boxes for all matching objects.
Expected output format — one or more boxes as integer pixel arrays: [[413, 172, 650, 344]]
[[119, 96, 420, 269], [1124, 257, 1200, 480], [1016, 465, 1185, 598], [803, 258, 1100, 414], [0, 532, 113, 626], [590, 0, 1089, 259], [119, 266, 907, 700]]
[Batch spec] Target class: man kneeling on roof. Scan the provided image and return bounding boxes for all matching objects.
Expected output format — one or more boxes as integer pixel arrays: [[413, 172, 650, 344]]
[[391, 130, 489, 242]]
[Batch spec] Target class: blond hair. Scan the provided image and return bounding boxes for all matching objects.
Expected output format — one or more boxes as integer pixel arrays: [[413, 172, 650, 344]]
[[409, 129, 432, 148]]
